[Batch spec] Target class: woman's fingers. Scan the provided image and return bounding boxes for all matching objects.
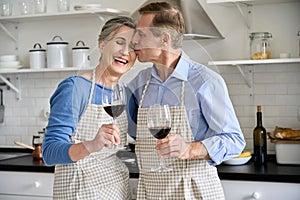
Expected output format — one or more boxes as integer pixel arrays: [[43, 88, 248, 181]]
[[100, 124, 121, 145]]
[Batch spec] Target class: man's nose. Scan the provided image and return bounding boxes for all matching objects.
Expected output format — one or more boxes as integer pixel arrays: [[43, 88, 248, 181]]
[[131, 32, 139, 45]]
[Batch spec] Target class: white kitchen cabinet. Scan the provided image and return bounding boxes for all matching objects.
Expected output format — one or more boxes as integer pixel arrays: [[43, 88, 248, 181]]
[[0, 171, 54, 199], [221, 180, 300, 200]]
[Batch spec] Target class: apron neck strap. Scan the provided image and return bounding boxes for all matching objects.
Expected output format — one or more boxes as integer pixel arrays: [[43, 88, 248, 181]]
[[139, 79, 185, 108], [88, 68, 96, 104]]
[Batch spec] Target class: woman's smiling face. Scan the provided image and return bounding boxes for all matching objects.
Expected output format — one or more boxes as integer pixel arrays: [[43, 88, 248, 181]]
[[99, 25, 137, 77]]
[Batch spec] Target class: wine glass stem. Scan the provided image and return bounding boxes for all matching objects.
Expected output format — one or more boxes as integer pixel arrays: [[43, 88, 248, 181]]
[[112, 117, 118, 148], [159, 157, 165, 168]]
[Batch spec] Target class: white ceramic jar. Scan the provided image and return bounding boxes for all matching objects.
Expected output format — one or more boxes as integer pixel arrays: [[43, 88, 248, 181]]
[[29, 43, 46, 69], [47, 35, 69, 68], [72, 40, 90, 68]]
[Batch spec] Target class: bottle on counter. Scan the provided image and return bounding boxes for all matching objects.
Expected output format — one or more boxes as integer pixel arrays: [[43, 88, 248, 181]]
[[253, 105, 267, 166]]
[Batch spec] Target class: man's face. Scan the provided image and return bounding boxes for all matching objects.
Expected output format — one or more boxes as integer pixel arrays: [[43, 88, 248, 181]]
[[131, 14, 163, 63]]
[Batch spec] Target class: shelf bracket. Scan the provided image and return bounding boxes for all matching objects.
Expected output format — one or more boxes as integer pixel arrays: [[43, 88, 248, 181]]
[[236, 64, 252, 88], [233, 2, 252, 29], [0, 22, 17, 42], [235, 64, 253, 96], [0, 75, 21, 101]]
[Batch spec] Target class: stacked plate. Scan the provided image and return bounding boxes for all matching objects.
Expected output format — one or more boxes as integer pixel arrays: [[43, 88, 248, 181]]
[[74, 4, 102, 11], [0, 55, 22, 71]]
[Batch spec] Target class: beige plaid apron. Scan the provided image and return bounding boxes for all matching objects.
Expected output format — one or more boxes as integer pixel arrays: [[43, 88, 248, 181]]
[[53, 69, 130, 200], [136, 80, 225, 200]]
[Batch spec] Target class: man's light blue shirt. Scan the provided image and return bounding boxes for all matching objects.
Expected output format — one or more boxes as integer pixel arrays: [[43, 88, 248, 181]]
[[127, 52, 246, 165]]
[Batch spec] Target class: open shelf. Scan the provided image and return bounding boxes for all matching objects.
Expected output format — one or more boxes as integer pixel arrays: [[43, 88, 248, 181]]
[[208, 58, 300, 66], [0, 9, 129, 22], [0, 67, 94, 74]]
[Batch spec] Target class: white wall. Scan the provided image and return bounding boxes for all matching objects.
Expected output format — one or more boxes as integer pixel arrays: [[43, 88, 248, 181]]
[[0, 0, 299, 155]]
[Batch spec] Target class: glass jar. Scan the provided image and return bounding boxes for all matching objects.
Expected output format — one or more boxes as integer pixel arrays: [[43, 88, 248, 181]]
[[249, 32, 272, 60]]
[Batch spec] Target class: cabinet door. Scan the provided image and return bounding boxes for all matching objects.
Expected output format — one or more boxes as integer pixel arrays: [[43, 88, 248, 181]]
[[0, 171, 54, 197], [0, 194, 52, 200], [221, 180, 300, 200]]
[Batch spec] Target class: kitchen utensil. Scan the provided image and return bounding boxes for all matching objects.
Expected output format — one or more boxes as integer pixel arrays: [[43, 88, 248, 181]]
[[14, 140, 43, 160], [29, 43, 46, 69], [47, 35, 69, 68], [0, 88, 4, 123], [72, 40, 90, 68], [14, 141, 35, 150]]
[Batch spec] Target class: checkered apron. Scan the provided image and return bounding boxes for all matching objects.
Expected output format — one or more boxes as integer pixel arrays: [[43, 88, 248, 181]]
[[53, 69, 130, 200], [135, 80, 225, 200]]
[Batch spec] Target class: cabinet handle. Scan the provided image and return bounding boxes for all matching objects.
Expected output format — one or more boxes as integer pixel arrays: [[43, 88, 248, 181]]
[[34, 181, 41, 188], [251, 192, 260, 199]]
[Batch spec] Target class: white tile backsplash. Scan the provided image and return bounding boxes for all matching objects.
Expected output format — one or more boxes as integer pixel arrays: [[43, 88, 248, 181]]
[[0, 63, 299, 155]]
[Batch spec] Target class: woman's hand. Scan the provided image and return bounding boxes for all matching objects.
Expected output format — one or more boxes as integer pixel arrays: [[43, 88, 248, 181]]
[[83, 124, 120, 153]]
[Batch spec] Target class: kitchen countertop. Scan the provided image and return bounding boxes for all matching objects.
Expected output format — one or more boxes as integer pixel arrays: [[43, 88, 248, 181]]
[[0, 148, 299, 183]]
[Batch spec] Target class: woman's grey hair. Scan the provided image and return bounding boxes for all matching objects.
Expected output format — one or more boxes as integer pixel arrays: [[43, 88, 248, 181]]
[[98, 16, 136, 43]]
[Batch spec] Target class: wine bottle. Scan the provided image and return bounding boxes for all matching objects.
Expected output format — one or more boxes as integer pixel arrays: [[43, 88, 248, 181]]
[[253, 105, 267, 166]]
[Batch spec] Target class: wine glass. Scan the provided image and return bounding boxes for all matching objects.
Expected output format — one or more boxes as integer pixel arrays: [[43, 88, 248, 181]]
[[102, 83, 126, 150], [147, 104, 172, 172]]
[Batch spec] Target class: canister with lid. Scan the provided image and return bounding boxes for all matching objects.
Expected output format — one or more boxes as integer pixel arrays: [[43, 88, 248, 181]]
[[47, 35, 69, 68], [29, 43, 46, 69], [249, 32, 272, 60], [72, 40, 90, 68]]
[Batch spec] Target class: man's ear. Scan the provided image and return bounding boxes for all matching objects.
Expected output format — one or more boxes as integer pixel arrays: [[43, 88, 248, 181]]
[[161, 32, 171, 45]]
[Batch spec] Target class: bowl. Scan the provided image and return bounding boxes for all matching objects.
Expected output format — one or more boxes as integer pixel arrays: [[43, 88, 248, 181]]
[[0, 61, 21, 68], [223, 156, 252, 165], [0, 55, 17, 62]]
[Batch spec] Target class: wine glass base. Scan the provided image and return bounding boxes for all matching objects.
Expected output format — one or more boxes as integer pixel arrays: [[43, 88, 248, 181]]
[[109, 144, 126, 151], [151, 166, 173, 173]]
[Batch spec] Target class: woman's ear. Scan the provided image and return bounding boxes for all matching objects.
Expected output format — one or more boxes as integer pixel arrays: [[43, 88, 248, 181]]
[[99, 41, 105, 53]]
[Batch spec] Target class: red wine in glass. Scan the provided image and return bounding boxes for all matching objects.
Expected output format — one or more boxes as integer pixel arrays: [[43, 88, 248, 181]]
[[102, 83, 126, 150], [103, 104, 125, 119], [147, 104, 172, 172], [149, 127, 171, 139]]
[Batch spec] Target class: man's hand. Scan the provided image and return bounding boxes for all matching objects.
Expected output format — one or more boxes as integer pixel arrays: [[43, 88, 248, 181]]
[[156, 134, 210, 160]]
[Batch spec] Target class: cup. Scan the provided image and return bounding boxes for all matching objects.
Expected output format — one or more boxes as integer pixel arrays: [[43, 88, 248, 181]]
[[19, 1, 31, 15], [57, 0, 70, 12], [34, 0, 47, 14], [279, 53, 291, 59], [1, 2, 12, 16]]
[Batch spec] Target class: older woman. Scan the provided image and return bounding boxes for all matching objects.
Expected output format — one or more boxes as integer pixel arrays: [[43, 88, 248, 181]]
[[42, 16, 136, 199]]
